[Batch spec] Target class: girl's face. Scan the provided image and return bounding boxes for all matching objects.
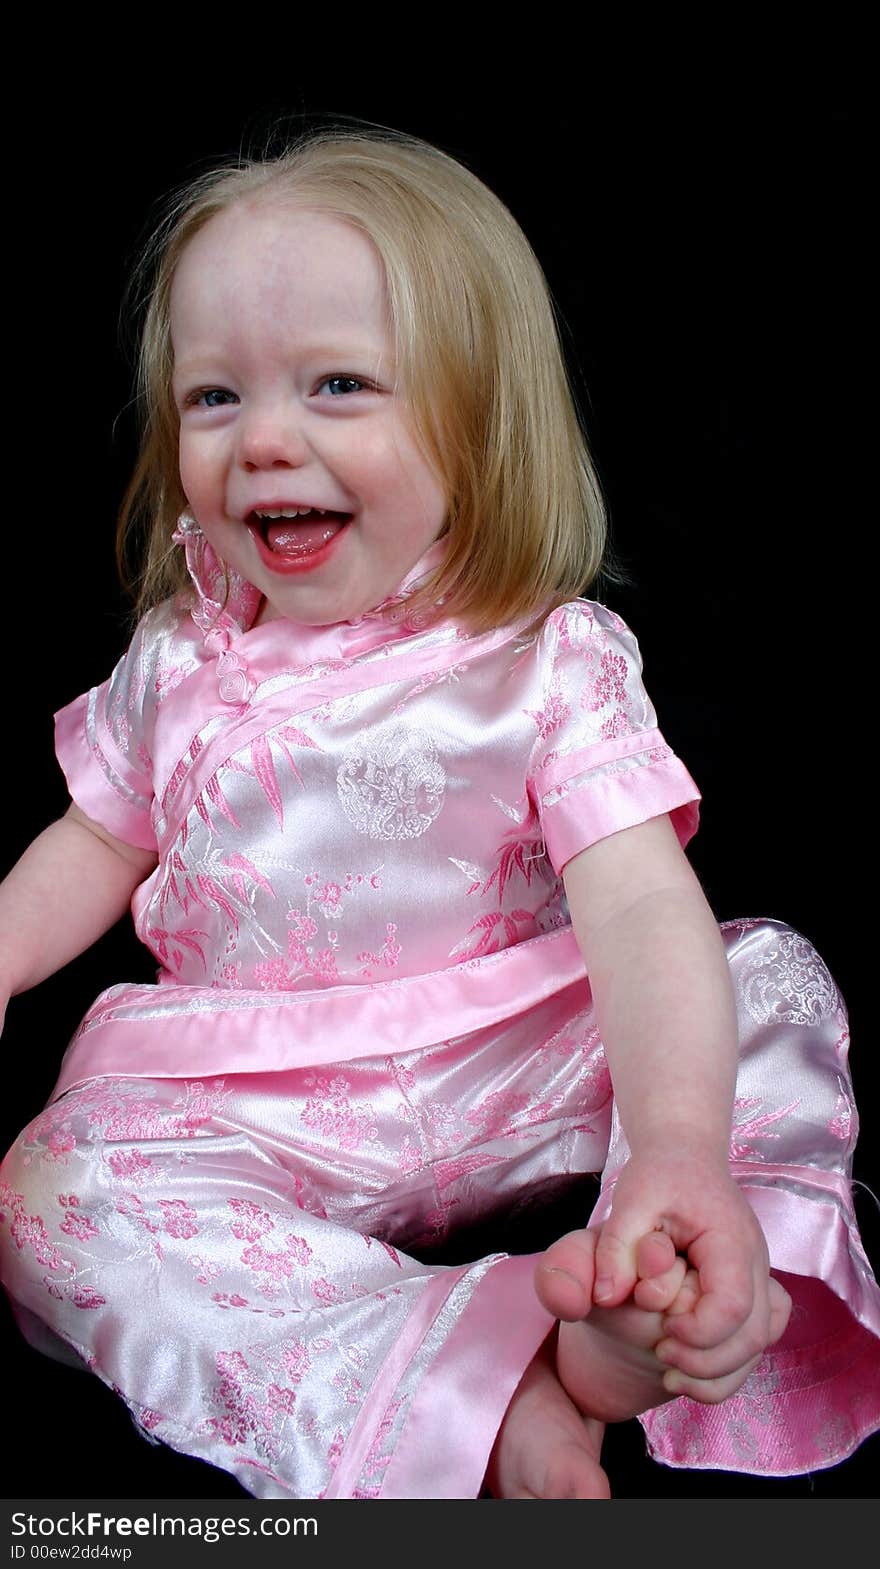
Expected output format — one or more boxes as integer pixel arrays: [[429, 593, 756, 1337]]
[[170, 200, 448, 626]]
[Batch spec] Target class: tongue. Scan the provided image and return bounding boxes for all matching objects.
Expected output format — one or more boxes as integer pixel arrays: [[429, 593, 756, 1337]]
[[265, 513, 348, 554]]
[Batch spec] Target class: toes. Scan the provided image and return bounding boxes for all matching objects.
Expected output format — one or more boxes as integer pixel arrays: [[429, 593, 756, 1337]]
[[663, 1267, 701, 1318], [632, 1253, 687, 1312], [535, 1229, 599, 1321], [593, 1227, 676, 1307], [630, 1234, 691, 1312], [540, 1440, 612, 1500], [635, 1229, 677, 1281]]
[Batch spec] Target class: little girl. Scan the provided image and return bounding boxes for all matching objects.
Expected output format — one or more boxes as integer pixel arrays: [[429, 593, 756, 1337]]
[[1, 124, 877, 1501]]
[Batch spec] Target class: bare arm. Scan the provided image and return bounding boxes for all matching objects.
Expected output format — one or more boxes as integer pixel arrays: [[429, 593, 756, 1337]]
[[562, 811, 738, 1161], [0, 803, 158, 1013], [559, 813, 782, 1370]]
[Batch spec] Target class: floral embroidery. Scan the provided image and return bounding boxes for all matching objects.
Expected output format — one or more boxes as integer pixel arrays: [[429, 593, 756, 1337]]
[[301, 1075, 379, 1152], [525, 678, 571, 742], [46, 1127, 77, 1160], [188, 1254, 222, 1284], [599, 705, 638, 741], [590, 647, 629, 711], [202, 1347, 296, 1458], [159, 1199, 200, 1239], [9, 1207, 67, 1271], [107, 1149, 154, 1183], [815, 1412, 857, 1463], [254, 956, 297, 991], [357, 924, 402, 976], [310, 1278, 344, 1307], [282, 1341, 312, 1383], [240, 1234, 312, 1288], [317, 882, 343, 918], [58, 1195, 99, 1242], [228, 1199, 275, 1241], [69, 1284, 107, 1310], [115, 1193, 160, 1235]]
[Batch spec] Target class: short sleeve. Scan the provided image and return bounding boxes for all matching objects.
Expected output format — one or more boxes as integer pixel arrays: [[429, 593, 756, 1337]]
[[53, 604, 184, 852], [527, 602, 701, 874]]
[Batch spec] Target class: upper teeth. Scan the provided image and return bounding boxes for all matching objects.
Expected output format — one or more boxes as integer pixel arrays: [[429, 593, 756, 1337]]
[[255, 507, 328, 519]]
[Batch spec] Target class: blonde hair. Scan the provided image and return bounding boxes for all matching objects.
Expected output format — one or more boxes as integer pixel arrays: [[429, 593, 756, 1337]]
[[118, 119, 612, 633]]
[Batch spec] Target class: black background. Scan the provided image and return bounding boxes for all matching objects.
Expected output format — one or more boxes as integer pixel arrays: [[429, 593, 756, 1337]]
[[2, 67, 874, 1497]]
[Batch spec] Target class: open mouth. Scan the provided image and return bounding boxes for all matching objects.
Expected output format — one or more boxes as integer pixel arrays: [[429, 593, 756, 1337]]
[[249, 510, 353, 556], [246, 509, 354, 575]]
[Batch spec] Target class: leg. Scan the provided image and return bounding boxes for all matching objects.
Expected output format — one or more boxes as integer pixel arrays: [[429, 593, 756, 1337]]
[[0, 1067, 557, 1500], [541, 920, 880, 1476]]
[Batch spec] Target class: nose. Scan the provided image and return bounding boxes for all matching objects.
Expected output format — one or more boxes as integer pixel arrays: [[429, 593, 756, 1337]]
[[236, 400, 308, 471]]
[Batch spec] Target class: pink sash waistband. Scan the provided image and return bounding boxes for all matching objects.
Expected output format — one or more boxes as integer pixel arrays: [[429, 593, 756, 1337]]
[[50, 927, 591, 1099]]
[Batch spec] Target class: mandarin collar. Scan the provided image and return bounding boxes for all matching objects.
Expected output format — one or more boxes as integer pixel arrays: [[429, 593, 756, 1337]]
[[172, 514, 450, 674]]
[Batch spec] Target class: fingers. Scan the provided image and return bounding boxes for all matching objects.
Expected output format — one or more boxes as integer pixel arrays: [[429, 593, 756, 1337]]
[[661, 1353, 764, 1404], [767, 1276, 793, 1342], [657, 1268, 792, 1383], [657, 1226, 768, 1350], [655, 1271, 787, 1401]]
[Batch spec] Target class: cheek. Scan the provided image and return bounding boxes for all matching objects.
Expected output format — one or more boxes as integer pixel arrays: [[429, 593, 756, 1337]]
[[177, 440, 198, 497], [178, 450, 220, 517]]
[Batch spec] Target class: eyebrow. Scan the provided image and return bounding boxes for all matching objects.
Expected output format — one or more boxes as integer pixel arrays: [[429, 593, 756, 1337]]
[[171, 346, 396, 392], [173, 339, 391, 366]]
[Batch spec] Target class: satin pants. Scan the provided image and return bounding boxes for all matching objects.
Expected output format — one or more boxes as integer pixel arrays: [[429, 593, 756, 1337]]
[[2, 919, 878, 1497]]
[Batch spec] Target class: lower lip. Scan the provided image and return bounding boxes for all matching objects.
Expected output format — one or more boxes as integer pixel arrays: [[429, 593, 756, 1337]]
[[247, 519, 351, 576]]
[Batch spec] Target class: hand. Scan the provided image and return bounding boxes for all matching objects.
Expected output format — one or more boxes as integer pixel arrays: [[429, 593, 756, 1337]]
[[591, 1138, 792, 1396]]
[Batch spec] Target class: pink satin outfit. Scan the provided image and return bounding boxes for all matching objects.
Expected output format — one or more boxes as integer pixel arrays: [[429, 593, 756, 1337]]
[[2, 529, 878, 1497]]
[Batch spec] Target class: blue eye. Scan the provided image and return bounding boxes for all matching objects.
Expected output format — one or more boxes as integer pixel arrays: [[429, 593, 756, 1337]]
[[198, 389, 238, 407], [318, 376, 366, 397]]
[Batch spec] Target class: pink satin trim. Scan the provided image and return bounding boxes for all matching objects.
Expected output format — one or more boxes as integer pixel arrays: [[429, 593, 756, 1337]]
[[54, 694, 158, 853], [378, 1254, 555, 1499], [535, 726, 667, 792], [321, 1267, 469, 1499], [49, 928, 591, 1099], [743, 1179, 880, 1337], [542, 756, 700, 873]]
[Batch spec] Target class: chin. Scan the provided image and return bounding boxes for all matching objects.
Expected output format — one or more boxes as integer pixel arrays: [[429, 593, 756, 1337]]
[[261, 592, 372, 628]]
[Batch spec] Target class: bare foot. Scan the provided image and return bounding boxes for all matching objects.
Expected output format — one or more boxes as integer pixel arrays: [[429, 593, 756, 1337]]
[[487, 1227, 790, 1498], [537, 1227, 792, 1409], [485, 1233, 689, 1498], [536, 1226, 687, 1321], [484, 1334, 610, 1499]]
